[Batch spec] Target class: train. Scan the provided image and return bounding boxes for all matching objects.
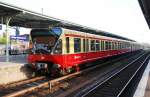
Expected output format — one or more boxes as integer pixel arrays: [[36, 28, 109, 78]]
[[27, 27, 143, 76]]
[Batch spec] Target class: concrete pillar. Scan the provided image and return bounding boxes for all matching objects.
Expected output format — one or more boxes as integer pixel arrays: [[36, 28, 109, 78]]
[[1, 17, 3, 24], [5, 17, 12, 62]]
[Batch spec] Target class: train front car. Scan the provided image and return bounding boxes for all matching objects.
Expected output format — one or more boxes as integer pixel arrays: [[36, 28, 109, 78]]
[[27, 27, 142, 77], [28, 27, 64, 76]]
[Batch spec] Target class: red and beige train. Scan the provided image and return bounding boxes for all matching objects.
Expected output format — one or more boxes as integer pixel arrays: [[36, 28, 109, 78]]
[[28, 27, 142, 75]]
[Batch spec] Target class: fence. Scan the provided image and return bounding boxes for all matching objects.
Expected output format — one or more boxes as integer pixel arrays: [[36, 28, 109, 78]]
[[0, 49, 29, 56]]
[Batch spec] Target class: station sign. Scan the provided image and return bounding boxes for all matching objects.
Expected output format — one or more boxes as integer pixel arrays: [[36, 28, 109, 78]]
[[10, 35, 27, 41]]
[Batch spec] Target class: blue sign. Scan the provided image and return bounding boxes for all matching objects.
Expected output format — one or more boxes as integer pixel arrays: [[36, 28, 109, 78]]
[[10, 36, 27, 40]]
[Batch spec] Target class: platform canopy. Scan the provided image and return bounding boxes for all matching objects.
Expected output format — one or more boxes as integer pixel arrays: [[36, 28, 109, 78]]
[[138, 0, 150, 28], [0, 1, 135, 41]]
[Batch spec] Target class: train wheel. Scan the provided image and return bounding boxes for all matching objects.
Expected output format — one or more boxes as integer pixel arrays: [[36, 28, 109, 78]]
[[60, 69, 67, 76], [76, 65, 80, 72], [50, 67, 61, 77]]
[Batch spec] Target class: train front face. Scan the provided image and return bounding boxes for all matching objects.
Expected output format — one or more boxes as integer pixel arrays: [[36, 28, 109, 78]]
[[28, 28, 63, 73]]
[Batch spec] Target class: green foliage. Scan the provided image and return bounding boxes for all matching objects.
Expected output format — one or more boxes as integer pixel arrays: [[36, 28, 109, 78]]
[[0, 36, 6, 44]]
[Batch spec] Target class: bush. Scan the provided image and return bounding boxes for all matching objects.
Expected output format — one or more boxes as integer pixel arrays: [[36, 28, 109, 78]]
[[0, 37, 6, 44]]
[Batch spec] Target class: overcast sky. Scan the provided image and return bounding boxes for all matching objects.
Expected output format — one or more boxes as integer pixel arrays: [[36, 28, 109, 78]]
[[0, 0, 150, 43]]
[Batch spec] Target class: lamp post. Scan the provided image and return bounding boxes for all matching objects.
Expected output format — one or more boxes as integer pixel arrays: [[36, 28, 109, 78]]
[[5, 17, 11, 62]]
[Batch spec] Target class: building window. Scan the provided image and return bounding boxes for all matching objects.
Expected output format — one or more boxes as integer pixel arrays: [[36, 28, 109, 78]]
[[74, 38, 81, 53], [96, 40, 100, 51], [90, 40, 95, 51]]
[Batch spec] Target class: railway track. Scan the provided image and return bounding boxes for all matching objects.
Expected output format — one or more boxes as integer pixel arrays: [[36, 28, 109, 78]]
[[0, 51, 145, 97], [74, 52, 150, 97]]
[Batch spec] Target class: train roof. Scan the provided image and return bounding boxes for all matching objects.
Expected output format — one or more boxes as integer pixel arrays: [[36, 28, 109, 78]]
[[31, 27, 135, 42], [55, 26, 136, 42]]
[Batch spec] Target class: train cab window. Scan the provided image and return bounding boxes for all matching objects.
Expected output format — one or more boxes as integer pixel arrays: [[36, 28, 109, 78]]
[[90, 40, 96, 51], [83, 39, 86, 52], [96, 40, 100, 51], [66, 37, 70, 53], [53, 39, 62, 54], [86, 39, 89, 52], [74, 38, 81, 53]]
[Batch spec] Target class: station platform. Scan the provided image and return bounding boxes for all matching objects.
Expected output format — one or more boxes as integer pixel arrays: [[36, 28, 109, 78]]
[[0, 55, 32, 85], [133, 60, 150, 97]]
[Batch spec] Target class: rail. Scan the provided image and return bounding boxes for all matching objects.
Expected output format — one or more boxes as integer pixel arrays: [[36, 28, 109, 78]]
[[77, 52, 149, 97], [1, 51, 145, 97]]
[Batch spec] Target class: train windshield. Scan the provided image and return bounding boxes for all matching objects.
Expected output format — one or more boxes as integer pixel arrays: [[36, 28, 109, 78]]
[[30, 28, 62, 54]]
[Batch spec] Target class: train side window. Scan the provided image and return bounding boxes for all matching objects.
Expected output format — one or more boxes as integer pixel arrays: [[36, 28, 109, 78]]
[[96, 40, 100, 51], [117, 42, 119, 50], [109, 41, 111, 50], [101, 40, 104, 51], [66, 37, 70, 53], [86, 39, 89, 52], [112, 42, 114, 50], [120, 43, 122, 49], [74, 38, 81, 53], [53, 39, 62, 54], [101, 41, 103, 50], [105, 41, 109, 50], [113, 42, 115, 50], [91, 40, 95, 51], [83, 39, 86, 52], [99, 40, 101, 51], [115, 42, 118, 50], [119, 42, 121, 49]]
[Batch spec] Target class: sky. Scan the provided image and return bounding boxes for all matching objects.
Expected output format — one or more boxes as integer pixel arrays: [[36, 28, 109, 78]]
[[0, 0, 150, 43]]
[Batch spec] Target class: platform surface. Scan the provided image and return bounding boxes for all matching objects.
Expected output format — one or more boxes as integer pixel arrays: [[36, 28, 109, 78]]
[[144, 64, 150, 97], [0, 55, 32, 84], [0, 55, 27, 63], [133, 60, 150, 97]]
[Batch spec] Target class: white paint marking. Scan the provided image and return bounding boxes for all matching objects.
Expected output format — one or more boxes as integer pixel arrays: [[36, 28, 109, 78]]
[[133, 60, 150, 97]]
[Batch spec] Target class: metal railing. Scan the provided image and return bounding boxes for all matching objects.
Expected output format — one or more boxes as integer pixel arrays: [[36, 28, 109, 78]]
[[0, 49, 29, 56]]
